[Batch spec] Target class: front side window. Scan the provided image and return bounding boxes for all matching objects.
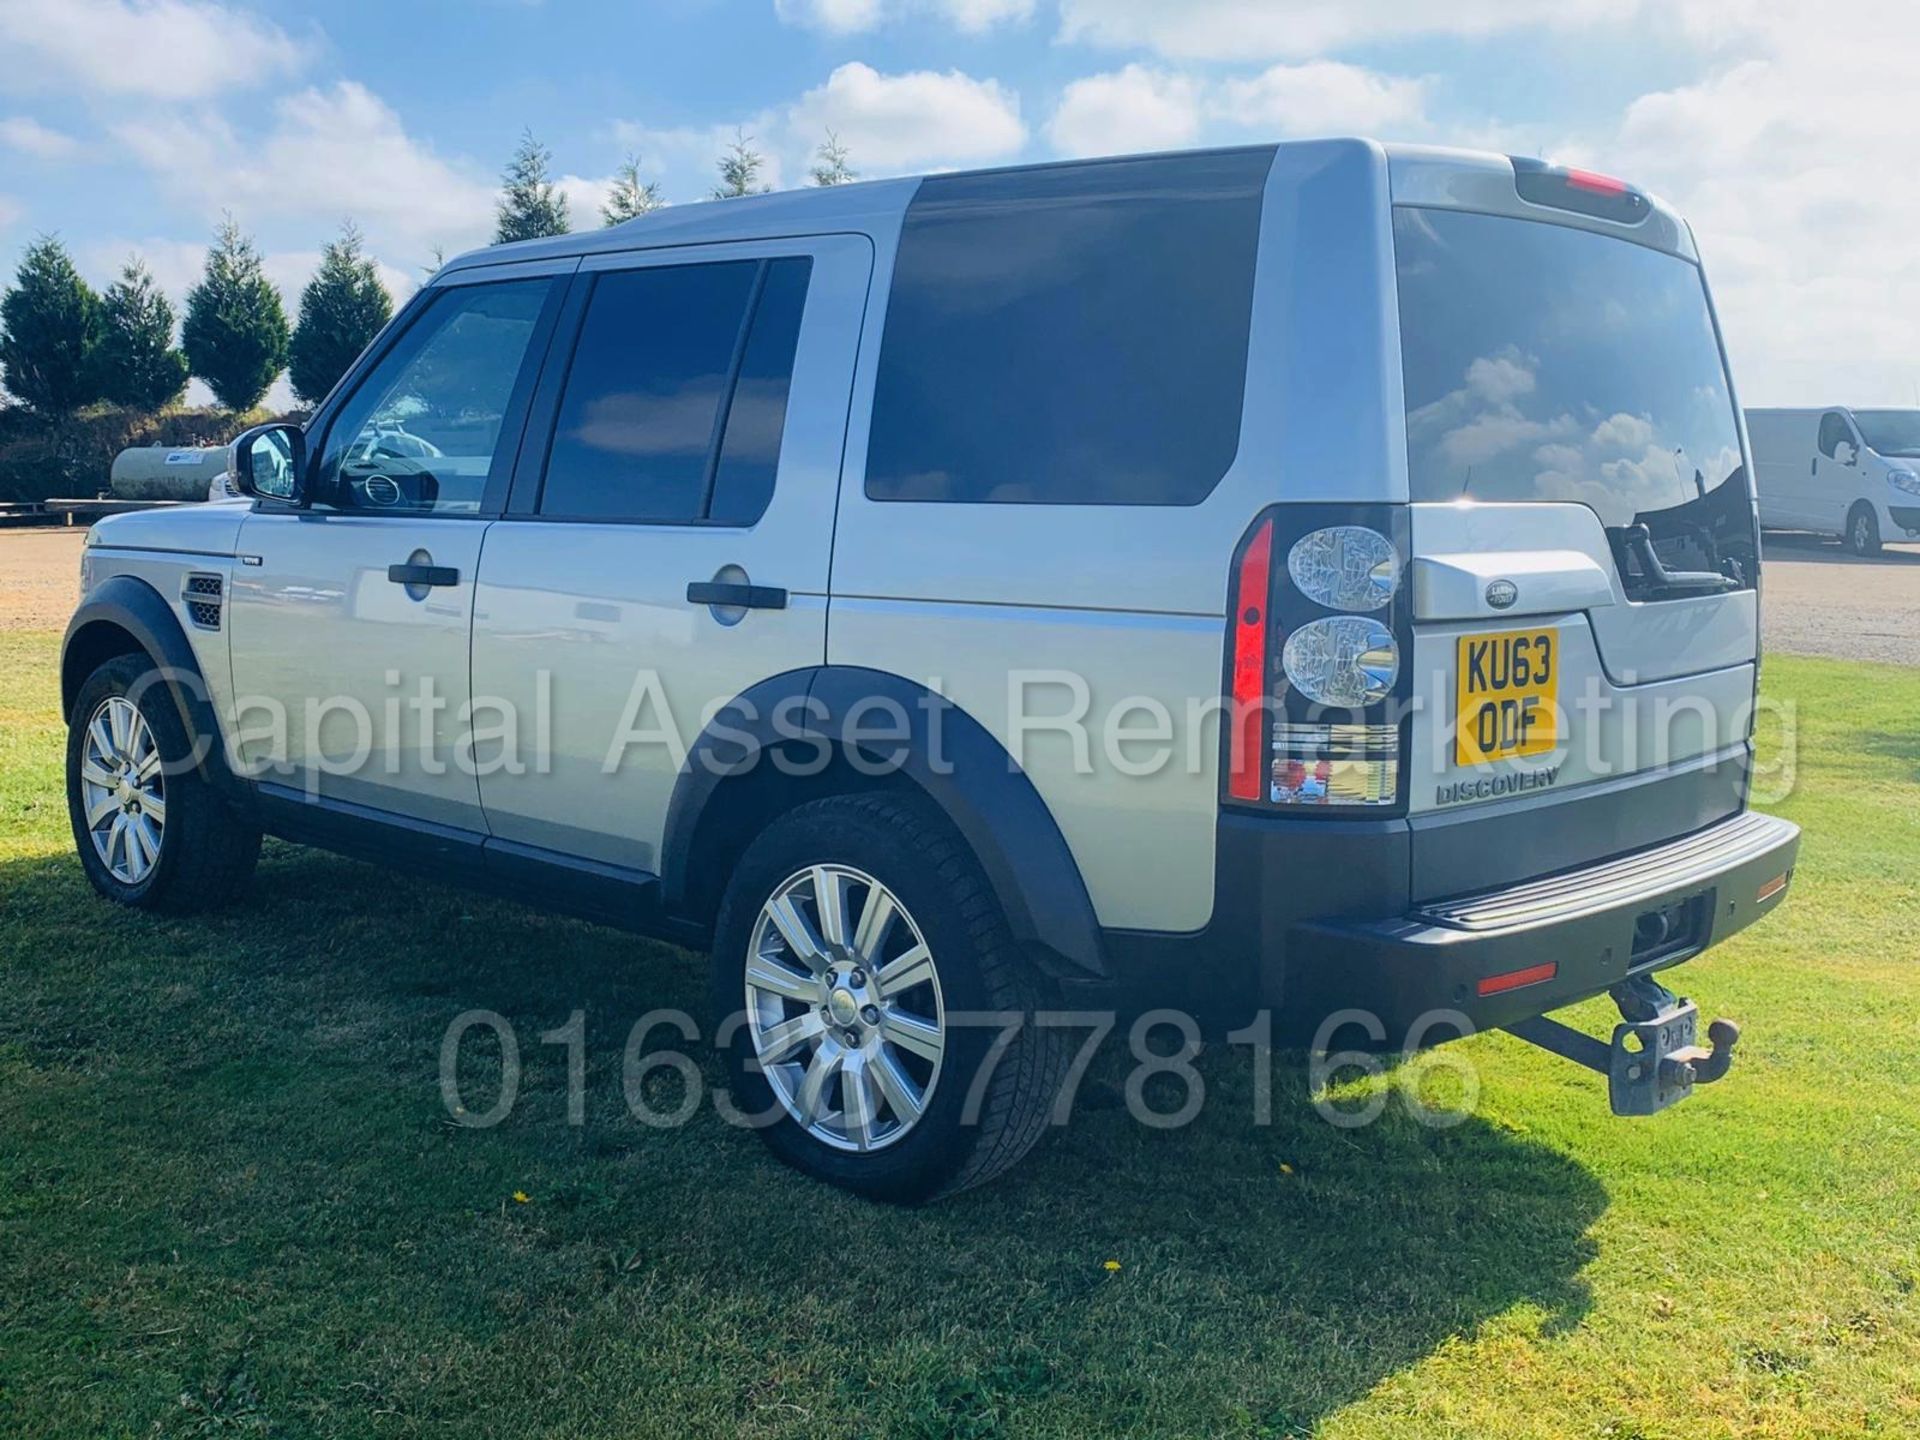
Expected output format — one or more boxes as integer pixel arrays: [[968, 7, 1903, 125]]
[[864, 148, 1274, 506], [1818, 411, 1857, 459], [537, 256, 811, 524], [315, 278, 555, 515]]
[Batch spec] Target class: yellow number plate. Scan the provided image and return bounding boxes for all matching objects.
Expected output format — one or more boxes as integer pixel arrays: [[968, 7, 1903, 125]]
[[1455, 628, 1561, 767]]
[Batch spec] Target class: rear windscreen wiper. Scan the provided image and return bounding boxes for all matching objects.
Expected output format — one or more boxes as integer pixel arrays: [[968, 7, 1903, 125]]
[[1616, 524, 1737, 596]]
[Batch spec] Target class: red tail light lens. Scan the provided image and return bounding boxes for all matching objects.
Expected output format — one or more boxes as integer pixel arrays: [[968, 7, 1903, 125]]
[[1227, 517, 1273, 801]]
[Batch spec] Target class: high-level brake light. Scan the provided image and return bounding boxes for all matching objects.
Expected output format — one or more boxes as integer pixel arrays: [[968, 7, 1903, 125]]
[[1564, 168, 1628, 197]]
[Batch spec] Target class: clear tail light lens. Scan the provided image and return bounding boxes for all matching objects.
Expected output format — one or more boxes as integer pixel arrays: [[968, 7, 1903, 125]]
[[1281, 616, 1399, 708], [1286, 525, 1399, 611]]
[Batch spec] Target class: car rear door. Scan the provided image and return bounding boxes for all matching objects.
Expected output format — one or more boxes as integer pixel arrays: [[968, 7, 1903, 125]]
[[1389, 186, 1761, 900]]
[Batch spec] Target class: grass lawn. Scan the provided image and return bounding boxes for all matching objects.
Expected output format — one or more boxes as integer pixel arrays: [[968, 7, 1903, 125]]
[[2, 628, 1917, 1438]]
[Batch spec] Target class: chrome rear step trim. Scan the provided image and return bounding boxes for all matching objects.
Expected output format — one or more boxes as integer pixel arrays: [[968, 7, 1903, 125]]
[[1415, 811, 1796, 932]]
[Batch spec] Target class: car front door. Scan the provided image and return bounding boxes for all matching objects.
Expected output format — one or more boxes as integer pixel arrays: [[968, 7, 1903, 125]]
[[227, 263, 572, 831], [470, 236, 870, 876], [1812, 409, 1861, 532]]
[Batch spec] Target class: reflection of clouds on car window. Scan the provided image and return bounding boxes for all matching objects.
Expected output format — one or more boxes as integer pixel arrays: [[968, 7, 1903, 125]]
[[1396, 207, 1745, 527]]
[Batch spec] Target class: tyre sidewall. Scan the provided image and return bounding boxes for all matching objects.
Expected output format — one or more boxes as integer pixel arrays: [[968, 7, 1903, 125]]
[[1849, 504, 1881, 556], [711, 798, 1025, 1203]]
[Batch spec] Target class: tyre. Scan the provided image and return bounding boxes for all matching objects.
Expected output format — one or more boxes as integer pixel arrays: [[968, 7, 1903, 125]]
[[1846, 502, 1883, 557], [66, 652, 261, 913], [711, 793, 1069, 1203]]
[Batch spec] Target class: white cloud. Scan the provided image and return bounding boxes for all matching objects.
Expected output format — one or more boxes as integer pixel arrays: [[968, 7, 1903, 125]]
[[556, 174, 611, 228], [0, 0, 305, 101], [774, 0, 1032, 31], [1047, 66, 1202, 158], [1057, 0, 1632, 61], [773, 0, 883, 31], [0, 115, 81, 160], [787, 62, 1026, 169], [938, 0, 1035, 29], [1214, 61, 1428, 136], [1561, 0, 1920, 405], [114, 82, 496, 262], [0, 194, 21, 231]]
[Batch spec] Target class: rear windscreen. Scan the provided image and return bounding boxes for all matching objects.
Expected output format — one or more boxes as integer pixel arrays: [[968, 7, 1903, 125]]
[[1394, 207, 1756, 589]]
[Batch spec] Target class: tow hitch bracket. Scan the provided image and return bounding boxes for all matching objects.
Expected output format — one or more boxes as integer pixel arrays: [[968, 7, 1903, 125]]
[[1506, 975, 1740, 1116]]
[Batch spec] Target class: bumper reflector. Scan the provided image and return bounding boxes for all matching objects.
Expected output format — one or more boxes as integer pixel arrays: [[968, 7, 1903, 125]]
[[1756, 873, 1789, 903], [1476, 961, 1559, 997]]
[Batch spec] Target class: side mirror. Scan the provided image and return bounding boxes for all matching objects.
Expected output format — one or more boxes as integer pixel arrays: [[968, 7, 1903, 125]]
[[230, 423, 308, 504], [1838, 441, 1859, 467]]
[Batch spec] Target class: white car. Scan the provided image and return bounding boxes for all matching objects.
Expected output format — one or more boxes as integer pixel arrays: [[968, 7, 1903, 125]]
[[1748, 406, 1920, 555], [62, 141, 1800, 1200]]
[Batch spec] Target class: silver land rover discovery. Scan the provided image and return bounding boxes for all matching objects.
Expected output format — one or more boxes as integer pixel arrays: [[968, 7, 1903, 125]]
[[63, 140, 1800, 1201]]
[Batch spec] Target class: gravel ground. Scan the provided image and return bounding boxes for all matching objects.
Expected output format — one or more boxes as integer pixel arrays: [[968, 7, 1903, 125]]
[[0, 528, 86, 631], [4, 524, 1916, 664], [1758, 532, 1920, 667]]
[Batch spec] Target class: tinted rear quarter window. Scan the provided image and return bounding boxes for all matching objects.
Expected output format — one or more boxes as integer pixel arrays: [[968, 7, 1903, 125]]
[[865, 148, 1274, 506]]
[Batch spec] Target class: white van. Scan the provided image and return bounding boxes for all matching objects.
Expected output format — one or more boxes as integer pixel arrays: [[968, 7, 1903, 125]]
[[1748, 406, 1920, 554]]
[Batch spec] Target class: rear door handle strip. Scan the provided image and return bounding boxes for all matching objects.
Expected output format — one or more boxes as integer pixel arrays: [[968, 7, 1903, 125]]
[[687, 581, 787, 610], [388, 563, 460, 587]]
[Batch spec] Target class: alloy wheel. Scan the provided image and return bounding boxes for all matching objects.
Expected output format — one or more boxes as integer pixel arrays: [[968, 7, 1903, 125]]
[[744, 864, 945, 1152], [79, 695, 166, 885]]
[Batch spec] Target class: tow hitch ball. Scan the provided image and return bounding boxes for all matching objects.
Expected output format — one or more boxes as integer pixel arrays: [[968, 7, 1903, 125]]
[[1506, 975, 1740, 1116]]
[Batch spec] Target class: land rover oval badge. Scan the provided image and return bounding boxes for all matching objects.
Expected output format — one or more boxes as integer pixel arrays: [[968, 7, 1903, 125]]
[[1485, 579, 1519, 610]]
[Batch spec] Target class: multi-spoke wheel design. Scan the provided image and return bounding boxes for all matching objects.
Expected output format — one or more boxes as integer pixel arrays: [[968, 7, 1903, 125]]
[[78, 695, 166, 885], [745, 863, 946, 1153]]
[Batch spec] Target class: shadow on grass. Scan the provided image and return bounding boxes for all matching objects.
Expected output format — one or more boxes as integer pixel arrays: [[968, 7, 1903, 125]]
[[1, 844, 1607, 1437]]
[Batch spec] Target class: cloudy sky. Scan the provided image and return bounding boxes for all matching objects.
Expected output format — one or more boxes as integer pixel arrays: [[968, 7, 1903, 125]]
[[0, 0, 1913, 408]]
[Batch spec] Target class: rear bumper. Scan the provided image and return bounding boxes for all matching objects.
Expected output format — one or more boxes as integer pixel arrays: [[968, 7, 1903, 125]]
[[1284, 810, 1799, 1044]]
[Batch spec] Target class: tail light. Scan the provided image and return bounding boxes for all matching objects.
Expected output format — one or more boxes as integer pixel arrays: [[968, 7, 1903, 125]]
[[1222, 504, 1413, 815]]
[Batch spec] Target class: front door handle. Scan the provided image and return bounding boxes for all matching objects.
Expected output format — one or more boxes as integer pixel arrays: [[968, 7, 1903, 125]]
[[388, 562, 459, 588], [687, 580, 787, 610]]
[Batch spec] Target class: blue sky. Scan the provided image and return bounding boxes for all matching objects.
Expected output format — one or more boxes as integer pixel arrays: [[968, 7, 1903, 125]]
[[0, 0, 1913, 406]]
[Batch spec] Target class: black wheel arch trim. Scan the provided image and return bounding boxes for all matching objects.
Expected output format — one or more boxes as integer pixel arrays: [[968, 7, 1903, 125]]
[[61, 573, 240, 797], [660, 665, 1107, 981]]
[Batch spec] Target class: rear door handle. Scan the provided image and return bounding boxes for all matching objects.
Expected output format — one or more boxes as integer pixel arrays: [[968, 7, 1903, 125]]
[[687, 580, 787, 610], [388, 562, 460, 587]]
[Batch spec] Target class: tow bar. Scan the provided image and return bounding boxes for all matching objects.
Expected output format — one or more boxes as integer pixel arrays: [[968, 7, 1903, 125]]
[[1506, 974, 1740, 1116]]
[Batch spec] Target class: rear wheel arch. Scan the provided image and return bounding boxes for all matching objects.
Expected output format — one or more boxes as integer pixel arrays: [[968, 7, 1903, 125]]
[[661, 666, 1107, 983]]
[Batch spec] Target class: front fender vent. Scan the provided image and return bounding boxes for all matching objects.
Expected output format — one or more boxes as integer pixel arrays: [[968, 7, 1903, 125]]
[[183, 572, 223, 630]]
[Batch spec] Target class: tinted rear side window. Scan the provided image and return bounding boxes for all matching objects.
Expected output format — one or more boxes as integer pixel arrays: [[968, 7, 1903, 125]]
[[710, 257, 812, 526], [539, 257, 810, 525], [865, 148, 1274, 506]]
